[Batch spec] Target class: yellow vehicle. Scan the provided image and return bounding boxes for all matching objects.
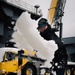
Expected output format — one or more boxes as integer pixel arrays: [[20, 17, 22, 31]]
[[0, 48, 47, 75]]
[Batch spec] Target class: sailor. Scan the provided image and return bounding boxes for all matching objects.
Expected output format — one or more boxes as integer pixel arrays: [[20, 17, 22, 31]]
[[37, 18, 68, 75]]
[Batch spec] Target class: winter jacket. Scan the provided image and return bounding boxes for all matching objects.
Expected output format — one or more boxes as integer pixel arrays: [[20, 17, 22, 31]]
[[40, 25, 68, 67]]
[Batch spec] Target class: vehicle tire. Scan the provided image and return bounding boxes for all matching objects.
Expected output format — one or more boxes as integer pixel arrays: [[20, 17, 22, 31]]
[[21, 65, 37, 75]]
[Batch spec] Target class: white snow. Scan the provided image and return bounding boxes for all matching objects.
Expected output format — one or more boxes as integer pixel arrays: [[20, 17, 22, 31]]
[[12, 12, 57, 67], [0, 12, 58, 67]]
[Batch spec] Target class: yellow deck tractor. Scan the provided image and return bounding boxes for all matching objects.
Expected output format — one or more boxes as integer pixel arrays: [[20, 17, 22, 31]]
[[0, 48, 47, 75]]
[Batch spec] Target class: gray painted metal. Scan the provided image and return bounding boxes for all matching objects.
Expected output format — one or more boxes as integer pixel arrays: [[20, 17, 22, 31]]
[[62, 37, 75, 45], [2, 0, 42, 16]]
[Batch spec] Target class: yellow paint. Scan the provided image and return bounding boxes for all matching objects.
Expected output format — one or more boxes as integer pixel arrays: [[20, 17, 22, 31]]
[[26, 69, 31, 75], [0, 49, 38, 74], [48, 0, 58, 24], [0, 58, 29, 73], [0, 50, 30, 74], [24, 50, 37, 57], [24, 50, 29, 56], [0, 59, 18, 73], [30, 51, 37, 57], [46, 73, 49, 75]]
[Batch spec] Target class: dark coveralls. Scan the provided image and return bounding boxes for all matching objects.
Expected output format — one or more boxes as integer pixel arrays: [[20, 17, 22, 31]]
[[40, 25, 68, 75]]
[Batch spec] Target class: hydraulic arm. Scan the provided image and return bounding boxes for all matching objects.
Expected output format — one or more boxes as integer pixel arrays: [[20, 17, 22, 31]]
[[48, 0, 67, 38]]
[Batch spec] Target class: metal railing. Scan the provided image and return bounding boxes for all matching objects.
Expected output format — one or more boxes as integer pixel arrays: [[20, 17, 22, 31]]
[[4, 0, 42, 16]]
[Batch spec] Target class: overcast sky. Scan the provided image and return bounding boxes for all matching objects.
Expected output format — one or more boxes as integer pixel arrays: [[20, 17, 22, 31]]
[[21, 0, 75, 38]]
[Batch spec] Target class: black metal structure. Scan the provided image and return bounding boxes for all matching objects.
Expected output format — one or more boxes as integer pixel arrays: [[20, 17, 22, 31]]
[[53, 0, 67, 39]]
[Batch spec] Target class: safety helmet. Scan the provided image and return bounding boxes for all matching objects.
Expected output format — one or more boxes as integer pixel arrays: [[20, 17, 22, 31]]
[[37, 18, 48, 29]]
